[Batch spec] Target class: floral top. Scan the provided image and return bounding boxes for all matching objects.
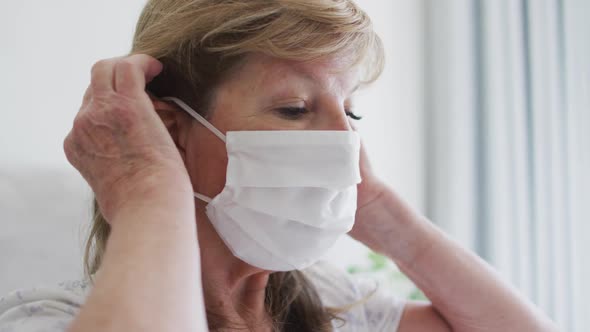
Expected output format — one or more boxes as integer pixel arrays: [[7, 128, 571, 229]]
[[0, 262, 404, 331]]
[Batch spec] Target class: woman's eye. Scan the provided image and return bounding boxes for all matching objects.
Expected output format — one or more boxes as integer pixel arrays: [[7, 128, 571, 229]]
[[346, 110, 362, 121], [274, 107, 362, 121], [275, 107, 309, 120]]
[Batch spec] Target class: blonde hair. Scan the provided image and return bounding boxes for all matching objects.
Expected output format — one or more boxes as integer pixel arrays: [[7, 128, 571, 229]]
[[85, 1, 384, 331]]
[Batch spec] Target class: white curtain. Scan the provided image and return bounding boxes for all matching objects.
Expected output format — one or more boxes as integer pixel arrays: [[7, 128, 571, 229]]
[[423, 0, 589, 331]]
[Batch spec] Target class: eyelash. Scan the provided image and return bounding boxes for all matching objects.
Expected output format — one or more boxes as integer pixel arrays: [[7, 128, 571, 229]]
[[276, 107, 362, 121]]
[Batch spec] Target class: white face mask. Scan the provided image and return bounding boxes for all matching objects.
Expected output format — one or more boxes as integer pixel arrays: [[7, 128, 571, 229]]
[[162, 97, 361, 271]]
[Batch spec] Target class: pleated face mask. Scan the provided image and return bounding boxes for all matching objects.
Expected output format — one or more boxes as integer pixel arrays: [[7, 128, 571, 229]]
[[163, 97, 361, 271]]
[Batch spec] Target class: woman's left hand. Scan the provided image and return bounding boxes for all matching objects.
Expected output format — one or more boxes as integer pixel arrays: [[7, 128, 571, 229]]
[[349, 140, 424, 255], [355, 140, 387, 209], [349, 139, 559, 332]]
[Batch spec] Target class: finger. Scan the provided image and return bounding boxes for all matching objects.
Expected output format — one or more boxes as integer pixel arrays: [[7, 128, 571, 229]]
[[114, 54, 163, 96], [74, 99, 90, 124], [81, 86, 92, 108], [73, 85, 94, 123], [90, 58, 119, 93]]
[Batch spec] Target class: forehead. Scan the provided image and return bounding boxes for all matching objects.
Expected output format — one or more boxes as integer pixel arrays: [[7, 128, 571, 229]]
[[229, 54, 361, 95]]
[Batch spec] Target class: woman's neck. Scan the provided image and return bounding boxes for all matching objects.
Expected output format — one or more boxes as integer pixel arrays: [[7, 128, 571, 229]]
[[202, 270, 271, 328], [196, 210, 273, 330]]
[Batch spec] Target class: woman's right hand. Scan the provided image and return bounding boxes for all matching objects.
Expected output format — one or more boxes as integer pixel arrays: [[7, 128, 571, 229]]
[[64, 54, 192, 223]]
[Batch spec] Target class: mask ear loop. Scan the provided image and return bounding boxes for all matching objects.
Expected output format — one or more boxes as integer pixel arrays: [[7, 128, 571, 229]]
[[161, 96, 226, 143], [193, 193, 212, 203], [161, 96, 222, 204]]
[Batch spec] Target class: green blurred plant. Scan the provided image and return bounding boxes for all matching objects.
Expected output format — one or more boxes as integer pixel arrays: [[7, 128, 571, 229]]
[[347, 251, 428, 301]]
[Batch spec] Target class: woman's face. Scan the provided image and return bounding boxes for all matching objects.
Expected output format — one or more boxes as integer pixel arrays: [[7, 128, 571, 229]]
[[183, 53, 361, 206]]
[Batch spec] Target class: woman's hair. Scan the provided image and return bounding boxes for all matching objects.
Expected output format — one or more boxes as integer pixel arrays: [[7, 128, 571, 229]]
[[84, 0, 384, 331]]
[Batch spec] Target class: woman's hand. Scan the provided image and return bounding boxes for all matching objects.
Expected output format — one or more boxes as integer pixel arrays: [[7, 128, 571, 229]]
[[349, 141, 424, 254], [63, 54, 191, 223], [349, 139, 558, 332], [65, 56, 207, 332], [355, 140, 386, 209]]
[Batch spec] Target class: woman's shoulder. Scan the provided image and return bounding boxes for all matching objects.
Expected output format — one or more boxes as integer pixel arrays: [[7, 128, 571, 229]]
[[302, 261, 363, 306], [302, 261, 406, 332], [0, 279, 90, 332]]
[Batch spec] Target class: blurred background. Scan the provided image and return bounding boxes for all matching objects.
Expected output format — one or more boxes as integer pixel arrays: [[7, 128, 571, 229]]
[[1, 0, 588, 331]]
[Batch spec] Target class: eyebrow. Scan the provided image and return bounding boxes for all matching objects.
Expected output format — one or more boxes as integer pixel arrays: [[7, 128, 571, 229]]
[[286, 66, 362, 97]]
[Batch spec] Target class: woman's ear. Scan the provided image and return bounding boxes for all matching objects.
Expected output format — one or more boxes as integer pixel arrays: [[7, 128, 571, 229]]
[[149, 94, 188, 162]]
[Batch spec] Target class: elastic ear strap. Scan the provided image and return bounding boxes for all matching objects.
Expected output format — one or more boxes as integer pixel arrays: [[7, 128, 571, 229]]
[[161, 96, 226, 143], [193, 192, 212, 203]]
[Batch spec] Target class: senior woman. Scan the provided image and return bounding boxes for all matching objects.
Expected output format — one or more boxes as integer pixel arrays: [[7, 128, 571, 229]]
[[0, 0, 557, 331]]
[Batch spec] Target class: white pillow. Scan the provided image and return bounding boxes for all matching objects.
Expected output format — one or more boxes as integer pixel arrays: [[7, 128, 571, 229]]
[[0, 166, 91, 295]]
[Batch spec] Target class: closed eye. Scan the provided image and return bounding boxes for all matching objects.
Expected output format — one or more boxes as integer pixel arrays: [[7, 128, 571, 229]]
[[275, 107, 310, 120], [275, 107, 362, 121], [345, 111, 362, 120]]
